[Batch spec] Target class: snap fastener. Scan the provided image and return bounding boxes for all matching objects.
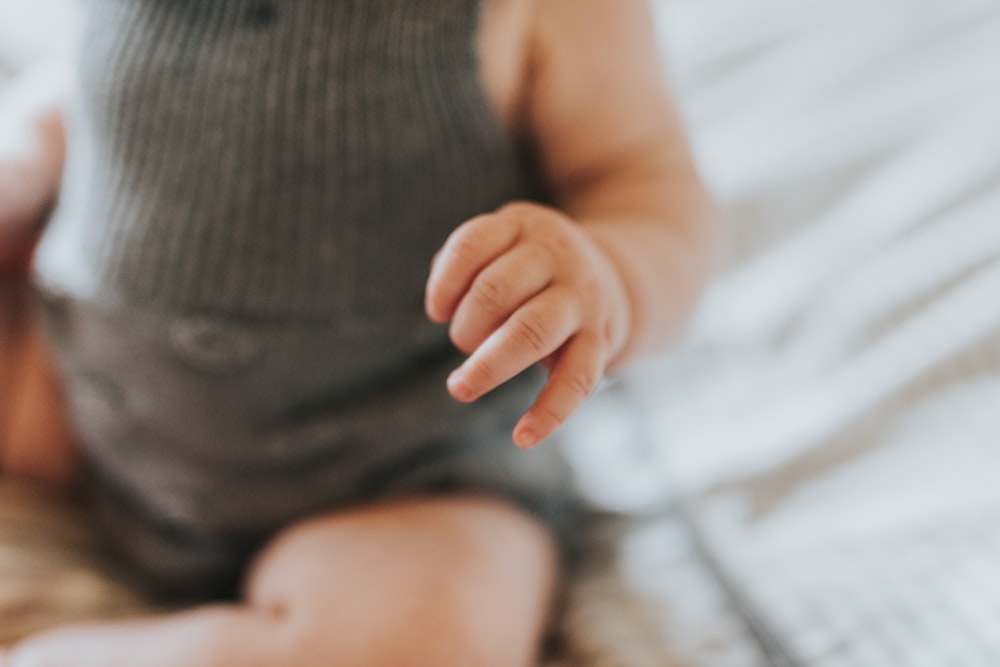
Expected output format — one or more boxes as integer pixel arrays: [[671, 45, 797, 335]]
[[168, 318, 261, 373]]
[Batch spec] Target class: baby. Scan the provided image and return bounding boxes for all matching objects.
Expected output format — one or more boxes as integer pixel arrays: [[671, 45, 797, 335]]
[[0, 1, 715, 665]]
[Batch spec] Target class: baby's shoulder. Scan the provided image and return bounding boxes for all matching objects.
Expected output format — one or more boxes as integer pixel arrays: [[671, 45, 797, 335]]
[[478, 0, 536, 131]]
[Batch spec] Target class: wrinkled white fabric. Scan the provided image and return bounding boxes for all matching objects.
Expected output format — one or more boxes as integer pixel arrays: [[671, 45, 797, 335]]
[[617, 0, 1000, 663]]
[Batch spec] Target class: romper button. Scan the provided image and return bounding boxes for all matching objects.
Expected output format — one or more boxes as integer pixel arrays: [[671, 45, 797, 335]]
[[168, 318, 261, 373], [74, 371, 128, 437]]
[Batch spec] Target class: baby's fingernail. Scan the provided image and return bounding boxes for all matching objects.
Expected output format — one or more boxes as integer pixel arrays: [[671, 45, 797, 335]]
[[447, 371, 474, 401], [516, 429, 539, 449]]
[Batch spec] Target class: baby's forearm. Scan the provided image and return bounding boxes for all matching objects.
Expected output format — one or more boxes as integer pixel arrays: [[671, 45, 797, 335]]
[[569, 158, 719, 367], [523, 0, 719, 367], [585, 216, 715, 368]]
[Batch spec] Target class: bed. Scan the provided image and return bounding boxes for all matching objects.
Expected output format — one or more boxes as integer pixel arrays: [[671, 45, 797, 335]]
[[631, 0, 1000, 663]]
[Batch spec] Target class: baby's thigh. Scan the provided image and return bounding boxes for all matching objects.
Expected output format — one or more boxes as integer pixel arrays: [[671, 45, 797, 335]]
[[245, 495, 559, 667]]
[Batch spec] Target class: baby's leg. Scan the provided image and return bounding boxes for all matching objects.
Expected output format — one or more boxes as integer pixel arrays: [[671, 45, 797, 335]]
[[0, 280, 79, 486], [6, 495, 559, 667]]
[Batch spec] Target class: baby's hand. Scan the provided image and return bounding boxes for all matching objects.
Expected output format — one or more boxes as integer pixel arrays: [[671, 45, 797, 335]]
[[0, 61, 68, 273], [425, 202, 631, 448]]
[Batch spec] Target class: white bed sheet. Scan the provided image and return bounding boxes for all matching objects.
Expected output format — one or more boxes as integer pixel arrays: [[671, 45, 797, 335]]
[[612, 0, 1000, 663]]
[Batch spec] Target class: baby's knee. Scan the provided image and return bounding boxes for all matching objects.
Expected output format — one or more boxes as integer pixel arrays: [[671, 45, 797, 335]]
[[243, 497, 558, 667]]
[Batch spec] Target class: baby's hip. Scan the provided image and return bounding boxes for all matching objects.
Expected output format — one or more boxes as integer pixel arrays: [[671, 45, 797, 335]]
[[89, 424, 579, 601]]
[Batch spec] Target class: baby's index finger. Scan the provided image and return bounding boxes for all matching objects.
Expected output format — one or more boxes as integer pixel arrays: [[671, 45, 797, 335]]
[[447, 287, 580, 404], [424, 212, 522, 323]]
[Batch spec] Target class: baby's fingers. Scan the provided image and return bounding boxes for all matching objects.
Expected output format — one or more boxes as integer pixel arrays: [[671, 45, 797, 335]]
[[425, 213, 521, 324], [447, 288, 580, 404], [513, 334, 605, 449], [448, 244, 552, 354]]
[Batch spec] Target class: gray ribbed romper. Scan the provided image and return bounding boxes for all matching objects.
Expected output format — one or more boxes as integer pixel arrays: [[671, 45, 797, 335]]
[[34, 0, 580, 600]]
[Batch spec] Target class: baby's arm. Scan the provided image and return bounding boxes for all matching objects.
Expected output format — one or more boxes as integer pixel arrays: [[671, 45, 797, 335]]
[[0, 61, 78, 484], [426, 0, 717, 448]]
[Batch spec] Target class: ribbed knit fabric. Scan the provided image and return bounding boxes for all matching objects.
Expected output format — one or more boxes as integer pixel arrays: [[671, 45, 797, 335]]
[[40, 0, 527, 320], [33, 0, 580, 599]]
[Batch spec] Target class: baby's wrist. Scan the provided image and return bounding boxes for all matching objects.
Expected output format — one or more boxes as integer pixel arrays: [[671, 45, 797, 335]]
[[579, 223, 635, 368]]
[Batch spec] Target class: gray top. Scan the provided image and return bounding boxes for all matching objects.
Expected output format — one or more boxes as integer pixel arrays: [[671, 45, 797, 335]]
[[35, 0, 576, 597], [40, 0, 530, 319]]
